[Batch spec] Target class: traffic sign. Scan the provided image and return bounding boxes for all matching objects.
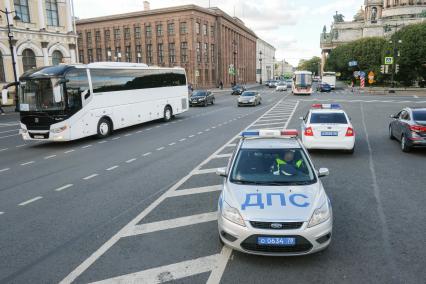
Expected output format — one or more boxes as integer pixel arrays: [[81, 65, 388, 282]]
[[348, 61, 358, 67], [368, 71, 375, 84], [359, 71, 366, 78], [353, 71, 360, 78], [228, 65, 235, 75], [385, 57, 394, 65]]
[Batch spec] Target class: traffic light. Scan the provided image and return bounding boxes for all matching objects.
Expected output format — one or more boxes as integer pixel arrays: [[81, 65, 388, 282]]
[[395, 64, 400, 74]]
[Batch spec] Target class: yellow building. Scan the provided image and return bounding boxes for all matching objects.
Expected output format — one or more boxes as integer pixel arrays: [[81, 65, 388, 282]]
[[0, 0, 77, 104]]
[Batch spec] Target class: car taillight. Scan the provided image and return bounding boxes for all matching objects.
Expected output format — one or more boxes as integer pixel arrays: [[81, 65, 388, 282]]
[[410, 125, 426, 132], [304, 127, 314, 136], [345, 127, 354, 137]]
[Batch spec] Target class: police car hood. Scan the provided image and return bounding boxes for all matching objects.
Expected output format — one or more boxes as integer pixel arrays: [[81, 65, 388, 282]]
[[225, 182, 325, 222]]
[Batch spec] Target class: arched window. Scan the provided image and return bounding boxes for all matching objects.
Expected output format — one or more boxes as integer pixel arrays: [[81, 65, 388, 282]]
[[52, 50, 63, 65], [22, 49, 37, 72], [0, 51, 5, 82]]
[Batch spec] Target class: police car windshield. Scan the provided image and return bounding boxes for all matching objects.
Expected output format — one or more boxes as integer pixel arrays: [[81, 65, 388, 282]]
[[230, 148, 316, 185], [310, 113, 347, 124]]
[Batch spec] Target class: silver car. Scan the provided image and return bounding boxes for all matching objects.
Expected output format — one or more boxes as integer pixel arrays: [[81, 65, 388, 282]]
[[216, 129, 333, 256]]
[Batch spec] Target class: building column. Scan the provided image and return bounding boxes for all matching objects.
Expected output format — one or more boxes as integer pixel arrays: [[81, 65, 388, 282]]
[[41, 42, 49, 66], [69, 43, 76, 63], [38, 0, 46, 30], [65, 0, 74, 33], [4, 0, 14, 25]]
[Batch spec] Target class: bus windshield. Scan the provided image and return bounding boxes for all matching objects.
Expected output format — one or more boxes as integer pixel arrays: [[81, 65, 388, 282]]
[[295, 74, 312, 88], [19, 78, 65, 112]]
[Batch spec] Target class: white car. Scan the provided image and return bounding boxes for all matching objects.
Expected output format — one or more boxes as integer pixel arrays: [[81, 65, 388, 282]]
[[276, 82, 288, 92], [301, 104, 355, 153], [216, 129, 333, 256]]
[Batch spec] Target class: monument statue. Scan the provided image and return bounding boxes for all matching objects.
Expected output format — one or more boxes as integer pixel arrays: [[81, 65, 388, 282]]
[[333, 11, 345, 23], [371, 7, 377, 22]]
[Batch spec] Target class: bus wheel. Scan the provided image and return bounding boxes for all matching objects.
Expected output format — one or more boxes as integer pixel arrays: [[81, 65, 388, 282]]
[[97, 118, 112, 138], [164, 106, 173, 122]]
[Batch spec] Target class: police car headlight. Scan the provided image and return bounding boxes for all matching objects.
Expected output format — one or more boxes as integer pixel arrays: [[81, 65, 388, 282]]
[[307, 200, 331, 228], [222, 201, 246, 227], [51, 125, 68, 134]]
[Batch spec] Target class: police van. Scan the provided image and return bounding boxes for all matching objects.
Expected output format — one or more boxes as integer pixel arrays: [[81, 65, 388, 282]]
[[216, 129, 333, 255]]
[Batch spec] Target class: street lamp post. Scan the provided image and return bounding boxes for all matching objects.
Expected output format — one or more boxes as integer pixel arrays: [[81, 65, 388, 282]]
[[272, 56, 275, 80], [384, 23, 403, 91], [0, 8, 21, 111], [232, 40, 237, 86], [259, 51, 263, 85]]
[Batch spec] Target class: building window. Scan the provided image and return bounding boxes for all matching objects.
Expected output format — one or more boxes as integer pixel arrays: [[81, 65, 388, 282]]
[[168, 23, 174, 35], [104, 30, 111, 42], [180, 22, 187, 34], [157, 24, 163, 36], [204, 43, 208, 62], [196, 42, 201, 62], [77, 32, 83, 46], [114, 28, 121, 40], [158, 43, 164, 64], [86, 31, 92, 47], [0, 52, 5, 82], [46, 0, 59, 26], [125, 46, 132, 62], [136, 45, 142, 63], [87, 49, 93, 63], [210, 26, 215, 37], [96, 48, 102, 62], [124, 27, 131, 40], [181, 42, 188, 63], [22, 49, 36, 71], [115, 47, 121, 62], [168, 43, 175, 64], [95, 31, 101, 42], [196, 22, 200, 34], [134, 26, 141, 39], [79, 50, 84, 63], [211, 44, 215, 63], [146, 44, 152, 64], [203, 24, 207, 36], [146, 25, 152, 37], [14, 0, 30, 23], [52, 50, 63, 65], [106, 47, 112, 61]]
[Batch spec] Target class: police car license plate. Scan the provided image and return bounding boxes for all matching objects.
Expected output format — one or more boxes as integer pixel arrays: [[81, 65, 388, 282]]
[[257, 237, 296, 246], [34, 135, 45, 139], [321, 131, 338, 136]]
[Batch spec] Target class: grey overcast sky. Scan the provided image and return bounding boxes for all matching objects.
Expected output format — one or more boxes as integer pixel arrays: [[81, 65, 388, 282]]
[[74, 0, 363, 66]]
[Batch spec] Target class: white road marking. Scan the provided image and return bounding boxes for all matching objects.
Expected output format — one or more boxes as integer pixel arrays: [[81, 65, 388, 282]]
[[414, 95, 419, 99], [15, 144, 26, 148], [179, 138, 186, 142], [156, 147, 165, 151], [55, 184, 73, 192], [207, 247, 233, 284], [147, 128, 152, 130], [44, 155, 57, 160], [98, 141, 107, 144], [215, 153, 232, 159], [0, 212, 4, 215], [0, 168, 10, 173], [64, 149, 75, 154], [82, 145, 93, 149], [168, 142, 176, 146], [90, 254, 220, 284], [252, 121, 287, 127], [20, 161, 35, 166], [0, 134, 19, 139], [198, 131, 203, 134], [106, 166, 119, 171], [111, 137, 120, 140], [142, 152, 151, 157], [59, 98, 286, 284], [256, 118, 287, 123], [124, 212, 217, 237], [226, 143, 236, 147], [168, 185, 222, 198], [205, 129, 210, 131], [124, 133, 132, 137], [136, 130, 143, 134], [83, 174, 98, 180], [126, 158, 137, 163], [0, 148, 8, 152], [18, 196, 43, 206], [155, 125, 161, 128], [188, 135, 195, 138], [193, 168, 217, 175], [0, 129, 18, 134]]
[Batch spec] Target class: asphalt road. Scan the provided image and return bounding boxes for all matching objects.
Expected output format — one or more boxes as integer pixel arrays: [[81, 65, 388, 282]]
[[0, 86, 425, 284]]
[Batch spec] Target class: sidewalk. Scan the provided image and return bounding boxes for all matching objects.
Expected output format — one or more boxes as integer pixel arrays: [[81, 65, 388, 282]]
[[355, 87, 426, 96], [0, 105, 16, 115]]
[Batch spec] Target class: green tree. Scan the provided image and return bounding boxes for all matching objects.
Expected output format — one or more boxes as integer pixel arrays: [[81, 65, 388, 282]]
[[297, 56, 321, 75]]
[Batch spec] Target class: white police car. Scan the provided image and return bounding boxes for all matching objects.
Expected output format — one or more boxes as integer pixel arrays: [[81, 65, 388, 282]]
[[216, 129, 332, 255], [301, 104, 355, 153]]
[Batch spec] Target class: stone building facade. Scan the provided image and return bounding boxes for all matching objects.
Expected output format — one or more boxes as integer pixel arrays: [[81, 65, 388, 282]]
[[0, 0, 77, 94], [320, 0, 426, 73], [256, 38, 275, 83], [76, 4, 257, 88]]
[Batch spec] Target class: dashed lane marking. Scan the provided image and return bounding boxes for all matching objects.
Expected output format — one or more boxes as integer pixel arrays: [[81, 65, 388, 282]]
[[168, 185, 222, 198], [111, 137, 120, 141], [44, 155, 57, 160], [168, 142, 176, 146], [215, 153, 232, 159], [64, 149, 75, 154], [179, 138, 186, 142], [98, 141, 108, 144], [20, 161, 35, 166], [55, 184, 73, 192], [83, 174, 98, 180], [82, 145, 93, 149], [142, 152, 151, 157], [15, 144, 25, 148], [126, 158, 137, 164], [156, 147, 165, 151], [0, 133, 19, 139], [0, 168, 10, 173], [18, 196, 43, 206], [0, 148, 8, 152], [106, 166, 119, 171]]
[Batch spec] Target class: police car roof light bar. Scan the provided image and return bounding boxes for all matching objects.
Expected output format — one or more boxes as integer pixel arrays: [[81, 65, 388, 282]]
[[241, 131, 259, 137], [311, 104, 341, 109], [281, 129, 299, 137], [241, 129, 298, 138]]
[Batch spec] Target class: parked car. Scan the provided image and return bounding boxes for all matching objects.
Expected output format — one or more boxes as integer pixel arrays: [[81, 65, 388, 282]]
[[318, 82, 332, 92], [276, 82, 288, 92], [268, 80, 278, 88], [189, 90, 215, 107], [238, 91, 262, 107], [232, 85, 246, 96], [389, 107, 426, 152]]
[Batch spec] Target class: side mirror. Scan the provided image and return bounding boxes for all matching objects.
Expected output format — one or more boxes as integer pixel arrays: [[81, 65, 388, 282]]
[[216, 167, 227, 177], [2, 89, 8, 105], [318, 168, 329, 178], [390, 114, 398, 119]]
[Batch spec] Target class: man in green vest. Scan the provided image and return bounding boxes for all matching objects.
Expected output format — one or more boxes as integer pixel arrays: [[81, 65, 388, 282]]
[[271, 150, 303, 176]]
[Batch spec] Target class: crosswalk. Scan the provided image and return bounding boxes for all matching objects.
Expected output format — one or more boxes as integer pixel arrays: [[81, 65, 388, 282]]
[[60, 98, 300, 284]]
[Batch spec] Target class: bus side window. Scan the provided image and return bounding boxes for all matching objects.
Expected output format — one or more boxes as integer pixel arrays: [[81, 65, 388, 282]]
[[65, 69, 89, 111]]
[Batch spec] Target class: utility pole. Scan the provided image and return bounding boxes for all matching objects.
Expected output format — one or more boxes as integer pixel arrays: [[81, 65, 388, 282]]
[[259, 51, 263, 85], [0, 8, 21, 111], [233, 39, 237, 86], [384, 23, 403, 91]]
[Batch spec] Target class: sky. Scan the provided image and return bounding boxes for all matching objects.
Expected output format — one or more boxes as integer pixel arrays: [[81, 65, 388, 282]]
[[73, 0, 363, 66]]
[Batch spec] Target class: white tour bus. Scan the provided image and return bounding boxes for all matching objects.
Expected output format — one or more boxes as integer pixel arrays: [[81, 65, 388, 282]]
[[322, 71, 336, 89], [15, 62, 188, 141], [292, 71, 313, 95]]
